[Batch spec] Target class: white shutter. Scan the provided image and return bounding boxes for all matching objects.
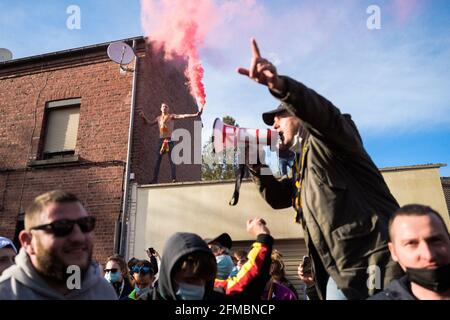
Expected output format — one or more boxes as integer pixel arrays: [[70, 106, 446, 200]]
[[44, 106, 80, 153]]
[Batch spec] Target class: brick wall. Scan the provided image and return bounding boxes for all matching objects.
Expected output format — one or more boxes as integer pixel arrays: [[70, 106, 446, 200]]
[[0, 53, 133, 263], [0, 60, 133, 168], [442, 177, 450, 218], [0, 165, 124, 262], [0, 39, 202, 264]]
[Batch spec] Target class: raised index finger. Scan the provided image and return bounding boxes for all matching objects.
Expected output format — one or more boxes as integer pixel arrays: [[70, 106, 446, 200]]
[[251, 38, 261, 59]]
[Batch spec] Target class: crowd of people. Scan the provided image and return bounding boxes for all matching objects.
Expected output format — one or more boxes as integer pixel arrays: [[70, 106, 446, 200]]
[[0, 38, 449, 301], [0, 189, 448, 301]]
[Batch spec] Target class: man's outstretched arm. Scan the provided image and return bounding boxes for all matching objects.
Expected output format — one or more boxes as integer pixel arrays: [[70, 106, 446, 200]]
[[139, 110, 158, 126], [237, 38, 363, 152], [172, 109, 202, 120]]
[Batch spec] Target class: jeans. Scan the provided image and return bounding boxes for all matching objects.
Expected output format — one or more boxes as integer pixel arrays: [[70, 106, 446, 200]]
[[152, 139, 176, 183], [326, 276, 347, 300]]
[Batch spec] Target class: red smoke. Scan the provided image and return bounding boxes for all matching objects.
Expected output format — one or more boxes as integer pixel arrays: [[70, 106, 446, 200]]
[[181, 22, 206, 106], [140, 0, 218, 107], [140, 0, 264, 108]]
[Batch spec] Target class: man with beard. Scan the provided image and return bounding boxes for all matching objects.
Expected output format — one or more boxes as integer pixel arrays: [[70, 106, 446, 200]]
[[370, 205, 450, 300], [0, 190, 116, 299], [237, 39, 402, 299]]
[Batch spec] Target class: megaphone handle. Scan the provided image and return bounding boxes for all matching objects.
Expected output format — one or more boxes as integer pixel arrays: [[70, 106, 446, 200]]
[[229, 164, 246, 206]]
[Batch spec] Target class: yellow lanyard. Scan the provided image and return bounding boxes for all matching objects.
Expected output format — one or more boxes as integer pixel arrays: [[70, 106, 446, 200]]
[[293, 141, 309, 223]]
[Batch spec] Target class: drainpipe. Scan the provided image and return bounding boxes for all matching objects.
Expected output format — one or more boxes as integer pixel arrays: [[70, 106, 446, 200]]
[[118, 39, 139, 257]]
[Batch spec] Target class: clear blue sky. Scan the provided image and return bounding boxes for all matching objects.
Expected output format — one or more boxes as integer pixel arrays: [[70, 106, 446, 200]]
[[1, 0, 449, 176]]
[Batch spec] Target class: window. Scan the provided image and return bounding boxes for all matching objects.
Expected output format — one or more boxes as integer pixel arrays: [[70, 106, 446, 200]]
[[42, 98, 81, 160]]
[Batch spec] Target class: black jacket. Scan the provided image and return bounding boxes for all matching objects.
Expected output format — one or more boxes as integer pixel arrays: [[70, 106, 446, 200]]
[[368, 276, 416, 300], [115, 277, 134, 300]]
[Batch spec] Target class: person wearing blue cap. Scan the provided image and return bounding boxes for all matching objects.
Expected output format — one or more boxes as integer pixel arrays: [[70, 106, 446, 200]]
[[0, 236, 17, 276], [207, 233, 235, 280]]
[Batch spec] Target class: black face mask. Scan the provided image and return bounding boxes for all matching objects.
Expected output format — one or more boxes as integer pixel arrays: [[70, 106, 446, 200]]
[[406, 264, 450, 293]]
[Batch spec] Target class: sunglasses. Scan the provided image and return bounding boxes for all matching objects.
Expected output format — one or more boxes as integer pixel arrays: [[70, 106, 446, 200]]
[[104, 268, 119, 273], [131, 265, 152, 274], [30, 216, 96, 237]]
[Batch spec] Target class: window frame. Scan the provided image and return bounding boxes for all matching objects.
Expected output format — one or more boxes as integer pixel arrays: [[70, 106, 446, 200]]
[[41, 98, 81, 161]]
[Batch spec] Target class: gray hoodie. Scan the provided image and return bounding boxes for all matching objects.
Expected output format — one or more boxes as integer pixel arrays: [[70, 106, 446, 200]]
[[0, 248, 117, 300]]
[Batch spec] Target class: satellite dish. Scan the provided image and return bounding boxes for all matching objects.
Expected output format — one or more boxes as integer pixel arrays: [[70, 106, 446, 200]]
[[107, 42, 135, 65], [0, 48, 13, 62]]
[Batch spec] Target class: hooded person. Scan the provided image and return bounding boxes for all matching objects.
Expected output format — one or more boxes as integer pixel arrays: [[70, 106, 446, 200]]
[[154, 232, 216, 300], [154, 218, 273, 300]]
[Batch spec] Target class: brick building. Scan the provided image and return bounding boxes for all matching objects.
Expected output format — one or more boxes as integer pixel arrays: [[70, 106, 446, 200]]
[[442, 177, 450, 218], [0, 36, 201, 263]]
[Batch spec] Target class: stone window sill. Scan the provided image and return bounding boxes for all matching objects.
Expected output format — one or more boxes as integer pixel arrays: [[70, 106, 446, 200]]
[[27, 155, 80, 168]]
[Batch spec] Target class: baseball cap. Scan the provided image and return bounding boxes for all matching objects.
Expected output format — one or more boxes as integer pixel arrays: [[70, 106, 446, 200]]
[[206, 233, 232, 250], [262, 103, 288, 126]]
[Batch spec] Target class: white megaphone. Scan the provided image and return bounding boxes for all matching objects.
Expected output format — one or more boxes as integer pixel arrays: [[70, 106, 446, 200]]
[[212, 118, 278, 154]]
